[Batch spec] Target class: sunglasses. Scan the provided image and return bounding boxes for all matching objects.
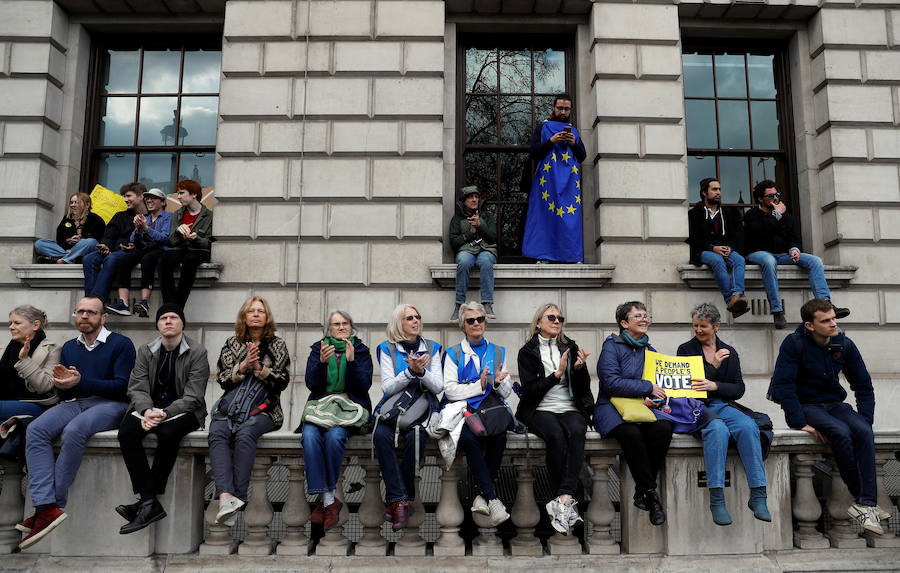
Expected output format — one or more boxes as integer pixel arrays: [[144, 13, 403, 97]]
[[404, 314, 421, 322], [542, 314, 565, 323], [464, 316, 487, 325], [764, 192, 780, 199]]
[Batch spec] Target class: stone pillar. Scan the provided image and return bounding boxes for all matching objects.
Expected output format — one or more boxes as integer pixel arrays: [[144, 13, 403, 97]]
[[355, 457, 388, 556], [239, 456, 274, 555], [433, 460, 465, 556], [276, 456, 310, 556], [314, 474, 349, 556], [471, 507, 504, 556], [586, 455, 619, 555], [825, 456, 866, 548], [394, 474, 426, 556], [198, 464, 233, 556], [0, 459, 25, 553], [791, 453, 829, 549], [867, 452, 900, 548], [509, 456, 542, 556]]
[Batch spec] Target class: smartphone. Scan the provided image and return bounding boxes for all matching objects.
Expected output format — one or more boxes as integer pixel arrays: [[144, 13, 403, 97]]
[[563, 126, 572, 134], [650, 396, 664, 404]]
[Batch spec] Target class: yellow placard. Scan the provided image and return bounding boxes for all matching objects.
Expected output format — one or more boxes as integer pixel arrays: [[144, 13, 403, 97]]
[[642, 350, 707, 398], [89, 184, 127, 223]]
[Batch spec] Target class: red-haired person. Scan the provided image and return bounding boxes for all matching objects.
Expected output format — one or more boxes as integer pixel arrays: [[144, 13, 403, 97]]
[[158, 180, 213, 308]]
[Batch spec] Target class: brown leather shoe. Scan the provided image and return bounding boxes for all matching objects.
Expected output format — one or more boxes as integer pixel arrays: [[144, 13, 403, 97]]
[[389, 500, 410, 531], [728, 293, 750, 319], [323, 500, 342, 530], [310, 502, 325, 524]]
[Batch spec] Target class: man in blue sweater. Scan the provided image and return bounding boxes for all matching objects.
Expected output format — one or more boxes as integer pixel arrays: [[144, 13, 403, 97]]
[[769, 298, 888, 536], [18, 295, 136, 550]]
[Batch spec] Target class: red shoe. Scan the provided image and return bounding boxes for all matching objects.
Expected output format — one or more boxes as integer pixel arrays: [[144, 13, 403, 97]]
[[15, 513, 36, 533], [389, 500, 410, 531], [310, 502, 325, 524], [19, 505, 67, 550], [323, 500, 342, 531], [383, 503, 394, 522]]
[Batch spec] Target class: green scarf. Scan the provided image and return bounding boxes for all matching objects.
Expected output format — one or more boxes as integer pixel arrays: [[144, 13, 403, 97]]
[[324, 336, 355, 393], [621, 331, 649, 348]]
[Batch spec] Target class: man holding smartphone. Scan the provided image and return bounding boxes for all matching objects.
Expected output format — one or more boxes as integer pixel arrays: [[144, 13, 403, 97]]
[[529, 95, 586, 166], [743, 180, 849, 329]]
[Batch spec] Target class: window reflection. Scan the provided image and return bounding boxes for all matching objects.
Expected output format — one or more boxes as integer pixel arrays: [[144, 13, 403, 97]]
[[103, 50, 139, 94], [499, 95, 532, 145], [180, 96, 219, 146], [464, 152, 497, 201], [717, 100, 750, 149], [138, 152, 177, 194], [682, 53, 714, 98], [99, 97, 136, 146], [179, 152, 215, 188], [751, 100, 779, 149], [97, 152, 136, 192], [182, 50, 221, 93], [466, 48, 497, 93], [138, 96, 179, 146], [142, 50, 181, 93], [499, 50, 532, 93], [714, 53, 747, 98], [688, 156, 716, 194], [685, 100, 717, 148], [465, 95, 498, 144], [748, 55, 776, 98], [718, 156, 750, 204], [534, 49, 565, 93]]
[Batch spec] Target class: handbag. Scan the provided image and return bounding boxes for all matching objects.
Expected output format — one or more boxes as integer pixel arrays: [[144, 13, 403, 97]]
[[656, 397, 706, 433], [610, 397, 658, 423], [301, 394, 367, 429], [465, 390, 514, 437]]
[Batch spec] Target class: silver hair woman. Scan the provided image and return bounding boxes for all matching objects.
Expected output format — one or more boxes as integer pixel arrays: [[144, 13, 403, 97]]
[[1, 305, 60, 418]]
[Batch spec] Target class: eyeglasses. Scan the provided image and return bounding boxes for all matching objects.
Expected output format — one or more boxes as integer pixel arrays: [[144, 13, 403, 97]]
[[404, 314, 421, 322], [764, 192, 780, 199], [542, 314, 565, 324], [464, 316, 487, 325], [629, 314, 651, 323], [73, 309, 102, 317]]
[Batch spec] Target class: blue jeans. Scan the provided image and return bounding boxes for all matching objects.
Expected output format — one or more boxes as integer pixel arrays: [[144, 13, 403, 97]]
[[700, 400, 766, 489], [803, 402, 877, 506], [83, 249, 130, 299], [25, 396, 128, 507], [34, 238, 99, 263], [373, 423, 428, 503], [699, 250, 745, 302], [746, 251, 830, 313], [0, 400, 47, 419], [301, 424, 349, 494], [455, 250, 496, 304], [457, 424, 506, 500]]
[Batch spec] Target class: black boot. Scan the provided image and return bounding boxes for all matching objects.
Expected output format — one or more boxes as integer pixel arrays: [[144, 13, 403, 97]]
[[644, 490, 666, 526], [119, 498, 166, 535], [115, 500, 142, 522]]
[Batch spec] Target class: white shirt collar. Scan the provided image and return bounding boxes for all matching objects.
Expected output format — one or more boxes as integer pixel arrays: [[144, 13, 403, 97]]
[[77, 326, 111, 351]]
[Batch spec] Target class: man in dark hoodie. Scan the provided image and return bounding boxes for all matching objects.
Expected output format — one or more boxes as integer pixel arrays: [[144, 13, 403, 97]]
[[769, 298, 888, 536], [449, 185, 498, 321]]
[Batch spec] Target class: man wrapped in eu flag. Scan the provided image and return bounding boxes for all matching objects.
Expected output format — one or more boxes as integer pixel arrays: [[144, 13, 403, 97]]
[[523, 94, 586, 263]]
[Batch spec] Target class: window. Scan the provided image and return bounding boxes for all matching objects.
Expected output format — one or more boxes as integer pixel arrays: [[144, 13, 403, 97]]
[[84, 37, 221, 196], [459, 35, 573, 260], [682, 43, 794, 211]]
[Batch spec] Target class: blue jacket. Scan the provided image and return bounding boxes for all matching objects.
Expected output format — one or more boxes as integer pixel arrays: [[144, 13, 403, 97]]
[[770, 325, 874, 428], [304, 338, 373, 415], [593, 333, 656, 437], [130, 210, 172, 249]]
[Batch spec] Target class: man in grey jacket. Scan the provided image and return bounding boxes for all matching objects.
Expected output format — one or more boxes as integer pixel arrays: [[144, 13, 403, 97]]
[[114, 303, 209, 534]]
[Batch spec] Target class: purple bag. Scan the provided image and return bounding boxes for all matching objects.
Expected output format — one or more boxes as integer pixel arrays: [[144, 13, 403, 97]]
[[656, 397, 705, 434]]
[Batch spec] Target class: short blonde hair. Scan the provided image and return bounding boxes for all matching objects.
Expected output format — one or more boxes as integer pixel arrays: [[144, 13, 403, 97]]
[[527, 303, 568, 344], [234, 296, 277, 342], [457, 301, 485, 331], [386, 303, 421, 344]]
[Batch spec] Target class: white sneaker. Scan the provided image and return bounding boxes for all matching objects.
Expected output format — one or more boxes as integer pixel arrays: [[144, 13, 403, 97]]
[[848, 503, 884, 535], [873, 505, 892, 521], [471, 494, 489, 516], [565, 498, 584, 527], [488, 498, 510, 526], [546, 497, 567, 534], [216, 496, 245, 525]]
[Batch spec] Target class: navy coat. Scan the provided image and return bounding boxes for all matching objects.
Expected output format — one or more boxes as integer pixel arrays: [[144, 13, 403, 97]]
[[304, 338, 374, 415], [593, 333, 655, 437]]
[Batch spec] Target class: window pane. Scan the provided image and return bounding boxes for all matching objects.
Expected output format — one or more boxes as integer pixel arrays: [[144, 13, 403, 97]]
[[465, 95, 497, 144], [142, 50, 181, 93], [534, 49, 565, 93], [718, 156, 750, 204], [498, 203, 527, 257], [682, 53, 714, 98], [97, 152, 136, 191], [182, 50, 221, 93], [178, 152, 215, 188], [499, 49, 532, 93], [751, 156, 777, 187], [714, 54, 747, 98], [464, 152, 498, 201], [717, 100, 750, 149], [748, 54, 776, 99], [466, 48, 497, 93], [138, 152, 177, 195], [139, 96, 180, 146], [499, 96, 532, 146], [685, 100, 717, 148], [99, 97, 137, 146], [499, 152, 531, 201], [535, 95, 556, 123], [103, 50, 139, 94], [688, 155, 716, 194], [180, 96, 218, 146], [751, 100, 779, 150]]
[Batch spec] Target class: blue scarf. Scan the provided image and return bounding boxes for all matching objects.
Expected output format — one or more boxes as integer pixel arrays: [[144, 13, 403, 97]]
[[621, 331, 649, 348]]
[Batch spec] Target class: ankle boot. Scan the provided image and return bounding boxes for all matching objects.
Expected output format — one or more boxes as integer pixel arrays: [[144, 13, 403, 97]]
[[748, 486, 772, 522], [644, 490, 666, 526], [709, 487, 732, 526]]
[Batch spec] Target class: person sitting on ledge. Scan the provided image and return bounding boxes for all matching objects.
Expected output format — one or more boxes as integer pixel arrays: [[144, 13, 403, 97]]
[[33, 192, 105, 264], [159, 179, 213, 309], [449, 185, 497, 322], [1, 305, 59, 420], [115, 303, 208, 535]]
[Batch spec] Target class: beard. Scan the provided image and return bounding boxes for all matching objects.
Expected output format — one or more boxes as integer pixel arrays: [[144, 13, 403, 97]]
[[706, 196, 721, 206]]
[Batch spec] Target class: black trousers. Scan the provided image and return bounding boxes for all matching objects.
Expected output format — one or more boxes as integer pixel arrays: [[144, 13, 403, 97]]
[[159, 248, 210, 307], [118, 412, 200, 499], [114, 247, 166, 290], [528, 410, 587, 497], [608, 419, 674, 494]]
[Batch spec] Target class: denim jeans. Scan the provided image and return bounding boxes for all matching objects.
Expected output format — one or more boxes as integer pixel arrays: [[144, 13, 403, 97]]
[[700, 400, 766, 489], [25, 396, 128, 507], [455, 250, 496, 304], [301, 424, 350, 494], [373, 423, 427, 503], [0, 400, 47, 419], [746, 251, 830, 313], [83, 249, 130, 299], [208, 414, 276, 501], [34, 238, 99, 263], [803, 402, 877, 506], [699, 250, 745, 303], [457, 424, 506, 500]]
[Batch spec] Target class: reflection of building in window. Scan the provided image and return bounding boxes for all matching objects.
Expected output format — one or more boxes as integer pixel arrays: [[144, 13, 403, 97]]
[[460, 35, 572, 261], [87, 40, 221, 197], [682, 42, 794, 213]]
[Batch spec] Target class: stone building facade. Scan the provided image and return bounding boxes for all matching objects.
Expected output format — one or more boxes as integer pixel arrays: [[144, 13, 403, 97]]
[[0, 0, 899, 424]]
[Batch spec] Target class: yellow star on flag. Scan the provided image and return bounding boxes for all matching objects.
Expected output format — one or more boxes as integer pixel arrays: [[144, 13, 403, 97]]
[[575, 194, 581, 204], [548, 201, 555, 211], [539, 176, 546, 186], [567, 205, 576, 214], [543, 162, 551, 172], [551, 152, 557, 162], [576, 180, 581, 190], [556, 207, 564, 217], [571, 165, 578, 174], [561, 151, 571, 163], [541, 190, 548, 200]]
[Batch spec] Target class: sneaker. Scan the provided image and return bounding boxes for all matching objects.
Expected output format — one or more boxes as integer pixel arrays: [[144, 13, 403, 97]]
[[450, 303, 461, 322], [564, 498, 583, 528], [487, 498, 510, 526], [133, 299, 150, 318], [18, 505, 67, 550], [215, 496, 244, 525], [848, 503, 884, 535], [223, 512, 238, 528], [874, 505, 892, 521], [773, 311, 787, 329], [832, 304, 851, 319], [323, 499, 342, 531], [15, 513, 35, 533], [482, 302, 496, 319], [546, 497, 569, 535], [471, 494, 489, 516], [310, 501, 325, 524], [106, 299, 131, 316]]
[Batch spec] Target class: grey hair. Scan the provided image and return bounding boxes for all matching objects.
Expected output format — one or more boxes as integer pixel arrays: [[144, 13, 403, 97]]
[[457, 301, 485, 331], [10, 305, 49, 330], [324, 309, 357, 337], [691, 302, 721, 326]]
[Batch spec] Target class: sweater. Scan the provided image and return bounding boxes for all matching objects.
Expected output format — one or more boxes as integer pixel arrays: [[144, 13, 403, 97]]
[[216, 335, 291, 429], [58, 332, 136, 401]]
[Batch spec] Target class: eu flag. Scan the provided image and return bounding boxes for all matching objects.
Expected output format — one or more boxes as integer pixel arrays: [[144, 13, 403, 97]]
[[522, 121, 584, 263]]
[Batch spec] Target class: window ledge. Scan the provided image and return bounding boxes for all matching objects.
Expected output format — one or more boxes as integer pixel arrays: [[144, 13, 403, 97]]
[[10, 263, 223, 288], [429, 263, 615, 289], [677, 264, 858, 290]]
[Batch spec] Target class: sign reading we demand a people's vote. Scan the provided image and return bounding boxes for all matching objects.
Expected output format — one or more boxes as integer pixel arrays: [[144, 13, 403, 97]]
[[642, 351, 707, 398]]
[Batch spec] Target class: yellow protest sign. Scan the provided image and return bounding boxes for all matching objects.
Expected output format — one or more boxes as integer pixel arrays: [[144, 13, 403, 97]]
[[642, 350, 707, 398], [89, 184, 126, 223]]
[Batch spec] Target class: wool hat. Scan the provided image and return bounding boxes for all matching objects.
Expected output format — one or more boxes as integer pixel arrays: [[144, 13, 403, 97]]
[[460, 185, 480, 199], [156, 303, 186, 326]]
